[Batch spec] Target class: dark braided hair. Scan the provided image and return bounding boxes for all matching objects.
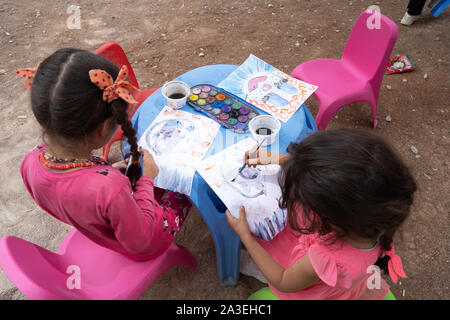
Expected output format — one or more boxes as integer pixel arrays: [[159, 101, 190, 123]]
[[279, 129, 416, 274], [30, 48, 141, 187]]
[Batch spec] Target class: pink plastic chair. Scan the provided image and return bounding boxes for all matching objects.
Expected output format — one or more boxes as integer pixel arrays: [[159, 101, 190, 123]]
[[0, 229, 198, 300], [290, 10, 398, 130]]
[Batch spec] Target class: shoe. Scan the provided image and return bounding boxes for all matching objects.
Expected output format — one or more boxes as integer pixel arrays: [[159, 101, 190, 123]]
[[401, 12, 421, 26], [240, 249, 268, 284]]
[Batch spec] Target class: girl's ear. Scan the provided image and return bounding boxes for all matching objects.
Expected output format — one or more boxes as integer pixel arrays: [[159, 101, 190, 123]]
[[329, 224, 345, 237], [100, 117, 117, 137], [92, 117, 117, 149]]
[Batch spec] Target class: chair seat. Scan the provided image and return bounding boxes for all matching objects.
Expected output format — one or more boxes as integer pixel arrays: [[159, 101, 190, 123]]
[[57, 230, 155, 289], [293, 58, 371, 104], [0, 229, 198, 300]]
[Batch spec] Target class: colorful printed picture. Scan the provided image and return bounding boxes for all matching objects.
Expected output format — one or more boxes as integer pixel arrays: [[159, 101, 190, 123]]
[[138, 106, 220, 196], [218, 54, 318, 122], [196, 138, 287, 241]]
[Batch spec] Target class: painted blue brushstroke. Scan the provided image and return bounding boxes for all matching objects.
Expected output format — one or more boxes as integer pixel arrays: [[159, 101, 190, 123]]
[[279, 81, 298, 94], [267, 94, 289, 108]]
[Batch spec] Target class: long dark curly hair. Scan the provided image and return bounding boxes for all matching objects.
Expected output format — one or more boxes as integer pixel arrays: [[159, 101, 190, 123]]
[[278, 129, 416, 273], [30, 48, 141, 188]]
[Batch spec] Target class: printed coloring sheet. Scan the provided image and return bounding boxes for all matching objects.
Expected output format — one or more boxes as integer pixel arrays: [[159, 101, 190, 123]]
[[138, 106, 220, 195], [197, 138, 287, 241], [218, 54, 318, 123]]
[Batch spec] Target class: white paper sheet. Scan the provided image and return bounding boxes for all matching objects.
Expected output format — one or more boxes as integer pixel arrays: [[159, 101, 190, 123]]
[[138, 106, 220, 195], [196, 138, 287, 241], [218, 54, 318, 123]]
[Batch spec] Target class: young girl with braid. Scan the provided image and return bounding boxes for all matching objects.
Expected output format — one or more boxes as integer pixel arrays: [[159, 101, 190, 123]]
[[17, 48, 191, 261]]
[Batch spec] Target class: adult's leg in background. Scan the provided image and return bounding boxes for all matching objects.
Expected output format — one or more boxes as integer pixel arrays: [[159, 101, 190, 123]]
[[407, 0, 427, 15]]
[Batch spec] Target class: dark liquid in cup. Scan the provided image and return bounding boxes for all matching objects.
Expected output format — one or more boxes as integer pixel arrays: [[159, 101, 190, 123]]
[[168, 93, 186, 99], [255, 127, 272, 135]]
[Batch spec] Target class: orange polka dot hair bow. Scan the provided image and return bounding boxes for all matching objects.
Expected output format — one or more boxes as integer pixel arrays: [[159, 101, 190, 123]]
[[16, 62, 41, 90], [385, 244, 407, 284], [89, 65, 139, 104]]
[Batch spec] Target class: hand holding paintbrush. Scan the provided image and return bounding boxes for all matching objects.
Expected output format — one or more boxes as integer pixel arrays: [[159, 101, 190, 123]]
[[243, 145, 290, 167], [231, 137, 267, 182]]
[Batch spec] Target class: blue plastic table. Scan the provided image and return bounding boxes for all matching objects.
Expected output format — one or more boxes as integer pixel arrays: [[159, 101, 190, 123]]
[[124, 64, 317, 285]]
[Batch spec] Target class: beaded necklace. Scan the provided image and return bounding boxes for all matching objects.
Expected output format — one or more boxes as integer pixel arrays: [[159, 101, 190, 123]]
[[39, 151, 109, 170]]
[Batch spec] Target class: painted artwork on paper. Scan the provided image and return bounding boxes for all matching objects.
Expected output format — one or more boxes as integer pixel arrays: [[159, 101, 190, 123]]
[[138, 106, 220, 195], [218, 54, 318, 122], [197, 138, 287, 241]]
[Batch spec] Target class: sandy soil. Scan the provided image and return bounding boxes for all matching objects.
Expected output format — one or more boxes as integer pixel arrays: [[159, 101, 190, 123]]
[[0, 0, 448, 300]]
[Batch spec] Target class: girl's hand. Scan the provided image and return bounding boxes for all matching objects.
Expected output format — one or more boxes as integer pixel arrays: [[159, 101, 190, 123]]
[[226, 206, 251, 239], [140, 148, 159, 179], [112, 159, 128, 170], [244, 146, 281, 167]]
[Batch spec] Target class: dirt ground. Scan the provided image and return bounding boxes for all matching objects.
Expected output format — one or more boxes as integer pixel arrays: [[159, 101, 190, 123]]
[[0, 0, 448, 300]]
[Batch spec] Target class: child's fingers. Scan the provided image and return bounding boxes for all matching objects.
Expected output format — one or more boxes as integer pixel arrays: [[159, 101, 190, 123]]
[[239, 206, 246, 218], [140, 149, 155, 162], [139, 147, 149, 155], [243, 145, 258, 163], [225, 207, 245, 222], [247, 157, 259, 167], [112, 160, 128, 170], [138, 147, 153, 158], [247, 144, 258, 156], [226, 207, 251, 238], [245, 153, 259, 167], [225, 209, 236, 225]]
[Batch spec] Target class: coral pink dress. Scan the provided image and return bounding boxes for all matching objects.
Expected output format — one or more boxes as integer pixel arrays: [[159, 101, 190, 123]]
[[20, 145, 191, 261], [256, 213, 389, 300]]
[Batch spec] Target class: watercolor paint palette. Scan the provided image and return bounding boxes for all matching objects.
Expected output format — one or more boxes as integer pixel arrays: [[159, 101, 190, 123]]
[[186, 84, 260, 133]]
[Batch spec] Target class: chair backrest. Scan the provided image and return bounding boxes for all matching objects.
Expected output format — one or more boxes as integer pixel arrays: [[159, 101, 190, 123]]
[[341, 10, 398, 89], [94, 41, 139, 89]]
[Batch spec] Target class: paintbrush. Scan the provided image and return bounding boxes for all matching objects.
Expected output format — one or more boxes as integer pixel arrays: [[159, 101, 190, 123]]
[[124, 155, 134, 177], [124, 152, 142, 176], [231, 137, 267, 182]]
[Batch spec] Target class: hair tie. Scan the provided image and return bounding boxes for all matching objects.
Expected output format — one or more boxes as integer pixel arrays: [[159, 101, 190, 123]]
[[384, 244, 407, 283], [89, 65, 139, 104], [16, 62, 41, 90]]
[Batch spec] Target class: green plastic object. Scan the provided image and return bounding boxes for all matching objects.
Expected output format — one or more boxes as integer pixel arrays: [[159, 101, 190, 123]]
[[383, 290, 396, 300], [249, 287, 397, 300], [248, 287, 280, 300]]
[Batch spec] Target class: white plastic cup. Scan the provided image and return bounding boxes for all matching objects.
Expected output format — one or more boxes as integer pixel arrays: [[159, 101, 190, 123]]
[[248, 115, 281, 147], [161, 81, 191, 110]]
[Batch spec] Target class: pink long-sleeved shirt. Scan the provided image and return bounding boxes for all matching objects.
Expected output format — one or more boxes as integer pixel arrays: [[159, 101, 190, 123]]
[[20, 145, 174, 261]]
